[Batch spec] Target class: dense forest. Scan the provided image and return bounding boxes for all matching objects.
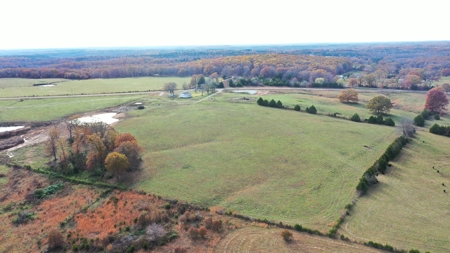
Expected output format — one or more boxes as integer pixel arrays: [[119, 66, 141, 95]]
[[1, 42, 450, 89]]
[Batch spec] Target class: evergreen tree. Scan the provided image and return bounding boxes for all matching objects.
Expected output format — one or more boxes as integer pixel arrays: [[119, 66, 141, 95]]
[[368, 116, 377, 124], [350, 113, 361, 122], [414, 115, 425, 127], [257, 97, 264, 106], [308, 105, 317, 114], [294, 104, 301, 111], [376, 115, 384, 124], [269, 99, 277, 107], [384, 118, 395, 126], [277, 100, 283, 108]]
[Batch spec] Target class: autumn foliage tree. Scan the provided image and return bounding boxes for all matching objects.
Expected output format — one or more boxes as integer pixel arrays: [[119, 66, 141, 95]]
[[48, 229, 64, 249], [114, 140, 143, 170], [45, 126, 60, 161], [105, 152, 129, 179], [366, 96, 393, 114], [425, 87, 449, 113], [338, 89, 359, 103]]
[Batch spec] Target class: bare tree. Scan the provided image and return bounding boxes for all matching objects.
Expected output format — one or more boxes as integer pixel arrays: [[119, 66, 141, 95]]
[[45, 126, 60, 161], [66, 114, 81, 141], [400, 118, 416, 137], [163, 82, 177, 96]]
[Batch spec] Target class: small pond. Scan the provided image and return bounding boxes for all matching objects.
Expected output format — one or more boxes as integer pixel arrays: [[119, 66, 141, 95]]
[[0, 126, 25, 133], [231, 90, 258, 95], [77, 113, 119, 125]]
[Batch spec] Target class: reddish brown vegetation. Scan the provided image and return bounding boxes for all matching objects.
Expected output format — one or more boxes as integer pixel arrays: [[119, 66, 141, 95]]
[[425, 87, 449, 113]]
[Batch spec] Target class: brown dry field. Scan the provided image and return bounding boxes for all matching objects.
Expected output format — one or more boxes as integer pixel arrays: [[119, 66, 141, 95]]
[[0, 166, 385, 253]]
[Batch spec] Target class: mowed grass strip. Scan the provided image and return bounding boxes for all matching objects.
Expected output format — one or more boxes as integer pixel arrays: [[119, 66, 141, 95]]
[[214, 227, 385, 253], [116, 99, 397, 231], [0, 77, 191, 97], [340, 132, 450, 253], [0, 95, 145, 122]]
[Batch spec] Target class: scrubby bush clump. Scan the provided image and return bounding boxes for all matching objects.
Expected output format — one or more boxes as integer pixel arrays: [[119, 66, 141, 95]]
[[48, 229, 64, 249], [281, 230, 293, 241]]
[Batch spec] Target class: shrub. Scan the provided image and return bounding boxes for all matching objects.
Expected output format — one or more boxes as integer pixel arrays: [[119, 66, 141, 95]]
[[368, 116, 377, 124], [198, 226, 207, 238], [281, 230, 293, 241], [173, 246, 187, 253], [269, 99, 277, 107], [138, 211, 149, 227], [178, 214, 187, 224], [137, 106, 144, 109], [409, 249, 421, 253], [126, 245, 135, 253], [48, 229, 64, 249], [257, 97, 264, 106], [376, 115, 384, 124], [34, 189, 45, 199], [211, 220, 222, 232], [414, 115, 425, 127], [188, 227, 199, 239], [420, 109, 429, 119], [276, 100, 283, 108], [434, 114, 440, 120], [384, 118, 395, 126], [204, 217, 212, 229], [294, 104, 300, 111], [350, 113, 361, 122], [306, 105, 317, 114]]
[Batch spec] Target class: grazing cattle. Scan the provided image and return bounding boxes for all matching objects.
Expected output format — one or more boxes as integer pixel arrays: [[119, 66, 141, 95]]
[[437, 170, 440, 173], [443, 183, 445, 186], [444, 190, 446, 193], [388, 163, 392, 167]]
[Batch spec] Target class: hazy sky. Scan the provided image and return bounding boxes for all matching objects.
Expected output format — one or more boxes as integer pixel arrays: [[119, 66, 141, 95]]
[[1, 0, 448, 49]]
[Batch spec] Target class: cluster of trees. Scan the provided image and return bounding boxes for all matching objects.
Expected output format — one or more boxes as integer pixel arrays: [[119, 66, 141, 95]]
[[257, 97, 283, 108], [429, 123, 450, 136], [367, 115, 395, 126], [3, 42, 450, 90], [45, 119, 142, 179]]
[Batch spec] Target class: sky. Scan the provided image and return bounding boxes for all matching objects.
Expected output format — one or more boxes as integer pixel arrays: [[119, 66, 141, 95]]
[[0, 0, 448, 50]]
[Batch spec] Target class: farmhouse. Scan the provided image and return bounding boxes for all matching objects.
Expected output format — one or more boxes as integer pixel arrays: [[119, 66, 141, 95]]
[[178, 91, 192, 98]]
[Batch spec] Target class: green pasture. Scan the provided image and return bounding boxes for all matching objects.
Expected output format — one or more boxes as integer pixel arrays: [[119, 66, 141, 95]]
[[116, 97, 397, 231], [0, 78, 67, 88], [0, 77, 191, 97], [0, 95, 145, 122], [340, 132, 450, 253]]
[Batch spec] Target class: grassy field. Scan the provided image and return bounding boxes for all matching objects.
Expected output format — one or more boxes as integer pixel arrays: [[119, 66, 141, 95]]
[[116, 95, 398, 231], [246, 89, 450, 127], [0, 78, 67, 87], [0, 77, 191, 97], [215, 227, 385, 253], [0, 95, 145, 122], [340, 132, 450, 253]]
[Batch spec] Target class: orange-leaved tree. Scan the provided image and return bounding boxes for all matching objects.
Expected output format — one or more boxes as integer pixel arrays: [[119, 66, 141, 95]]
[[338, 89, 359, 103], [105, 152, 129, 179]]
